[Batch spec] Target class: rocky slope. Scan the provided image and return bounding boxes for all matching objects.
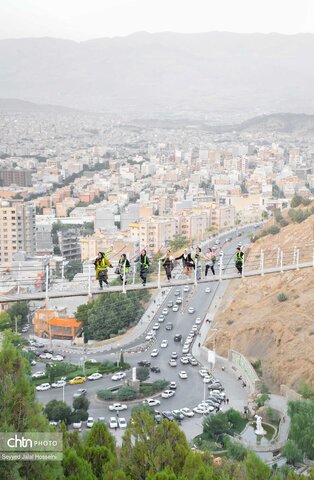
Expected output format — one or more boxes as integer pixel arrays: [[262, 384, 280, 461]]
[[207, 215, 314, 392]]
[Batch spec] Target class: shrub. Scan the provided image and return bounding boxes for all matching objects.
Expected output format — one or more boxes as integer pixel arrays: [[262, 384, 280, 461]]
[[136, 367, 150, 382], [116, 386, 137, 401], [268, 225, 280, 235], [97, 389, 114, 401], [277, 292, 288, 302], [256, 393, 269, 408], [151, 379, 169, 393], [70, 409, 89, 423]]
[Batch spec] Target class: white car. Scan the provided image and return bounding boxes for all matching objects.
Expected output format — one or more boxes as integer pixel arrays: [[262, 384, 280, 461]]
[[39, 353, 52, 359], [73, 421, 82, 429], [32, 371, 46, 379], [118, 417, 127, 428], [86, 417, 94, 428], [203, 375, 212, 383], [179, 371, 188, 379], [161, 390, 175, 399], [51, 355, 64, 362], [195, 317, 201, 325], [87, 372, 103, 381], [88, 358, 98, 364], [185, 337, 193, 344], [171, 352, 178, 359], [158, 315, 165, 323], [152, 323, 160, 330], [180, 407, 194, 417], [51, 380, 67, 388], [151, 349, 159, 357], [111, 372, 126, 381], [180, 356, 189, 365], [183, 286, 190, 292], [193, 405, 212, 415], [36, 383, 51, 391], [143, 398, 160, 407], [109, 417, 118, 429], [168, 359, 177, 367], [172, 305, 179, 312], [199, 369, 208, 377], [176, 297, 182, 305], [160, 340, 168, 348], [188, 307, 195, 314], [174, 289, 181, 296], [162, 308, 169, 315], [205, 287, 211, 293], [109, 403, 128, 411], [145, 332, 155, 341], [191, 325, 198, 332], [182, 346, 190, 354], [169, 381, 177, 389]]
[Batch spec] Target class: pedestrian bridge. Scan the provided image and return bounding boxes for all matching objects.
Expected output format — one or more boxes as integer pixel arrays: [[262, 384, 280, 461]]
[[0, 243, 313, 304]]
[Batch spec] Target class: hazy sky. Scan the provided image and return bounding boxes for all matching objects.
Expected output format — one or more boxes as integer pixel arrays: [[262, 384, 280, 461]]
[[0, 0, 313, 41]]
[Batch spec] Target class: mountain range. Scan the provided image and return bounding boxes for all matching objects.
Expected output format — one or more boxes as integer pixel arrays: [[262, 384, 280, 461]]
[[1, 32, 314, 119]]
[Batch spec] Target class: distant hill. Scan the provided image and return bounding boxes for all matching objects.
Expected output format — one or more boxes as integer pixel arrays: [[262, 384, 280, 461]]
[[209, 113, 314, 133], [0, 32, 314, 118], [0, 98, 81, 114]]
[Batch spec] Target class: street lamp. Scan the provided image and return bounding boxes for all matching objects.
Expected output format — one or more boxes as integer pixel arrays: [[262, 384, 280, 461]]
[[61, 376, 66, 403]]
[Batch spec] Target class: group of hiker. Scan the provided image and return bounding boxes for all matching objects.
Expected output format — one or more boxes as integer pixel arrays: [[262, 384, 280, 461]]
[[94, 244, 244, 289]]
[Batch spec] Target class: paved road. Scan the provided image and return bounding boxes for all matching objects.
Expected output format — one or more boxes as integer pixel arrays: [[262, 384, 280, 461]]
[[35, 229, 255, 441]]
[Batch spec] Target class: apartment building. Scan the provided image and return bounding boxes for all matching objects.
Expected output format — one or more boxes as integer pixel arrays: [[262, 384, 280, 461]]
[[57, 229, 80, 261], [211, 205, 236, 230], [0, 169, 32, 187], [0, 200, 36, 264], [139, 218, 178, 253]]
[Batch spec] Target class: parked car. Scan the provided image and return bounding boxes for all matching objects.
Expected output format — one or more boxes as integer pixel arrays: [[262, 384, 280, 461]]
[[169, 381, 177, 390], [162, 411, 175, 421], [86, 417, 94, 428], [172, 410, 184, 421], [109, 417, 118, 429], [189, 357, 198, 366], [150, 366, 160, 373], [152, 323, 160, 330], [180, 407, 194, 417], [68, 376, 86, 385], [97, 417, 106, 423], [150, 349, 159, 357], [87, 372, 103, 381], [36, 383, 51, 391], [108, 403, 128, 411], [111, 372, 126, 381], [51, 380, 67, 388], [72, 421, 82, 429], [39, 353, 52, 360], [118, 417, 127, 428], [161, 390, 175, 399], [195, 317, 202, 325], [73, 388, 87, 398], [145, 332, 155, 341]]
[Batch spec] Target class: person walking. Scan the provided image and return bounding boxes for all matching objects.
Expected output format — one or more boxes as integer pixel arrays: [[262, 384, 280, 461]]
[[136, 249, 150, 286], [94, 251, 113, 289], [117, 253, 130, 284], [204, 247, 216, 276], [235, 247, 244, 274], [161, 249, 173, 282], [175, 249, 195, 277]]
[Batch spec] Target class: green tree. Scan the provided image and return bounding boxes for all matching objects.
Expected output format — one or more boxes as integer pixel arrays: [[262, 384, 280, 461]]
[[225, 438, 249, 461], [7, 301, 30, 326], [70, 409, 89, 423], [0, 312, 11, 330], [298, 383, 314, 401], [169, 234, 189, 252], [44, 400, 72, 424], [136, 366, 150, 382], [63, 447, 96, 480], [202, 411, 231, 441], [73, 395, 89, 412], [282, 440, 303, 465], [288, 400, 314, 459], [290, 195, 303, 208], [245, 452, 271, 480], [65, 260, 83, 281]]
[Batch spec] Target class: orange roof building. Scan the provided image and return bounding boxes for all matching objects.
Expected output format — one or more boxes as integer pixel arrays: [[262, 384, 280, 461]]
[[34, 309, 81, 340]]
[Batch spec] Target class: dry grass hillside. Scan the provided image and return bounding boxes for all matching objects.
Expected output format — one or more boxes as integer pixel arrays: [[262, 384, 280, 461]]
[[207, 212, 314, 392]]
